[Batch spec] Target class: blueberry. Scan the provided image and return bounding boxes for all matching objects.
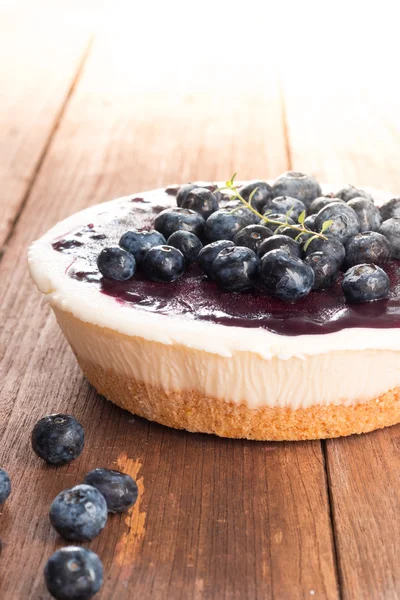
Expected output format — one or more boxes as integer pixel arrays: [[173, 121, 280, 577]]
[[154, 208, 205, 239], [119, 229, 166, 264], [336, 184, 374, 203], [182, 187, 219, 219], [260, 212, 296, 232], [222, 201, 259, 225], [277, 227, 311, 244], [142, 245, 185, 282], [379, 197, 400, 221], [84, 468, 138, 513], [345, 232, 391, 267], [0, 468, 11, 505], [50, 484, 107, 541], [314, 202, 360, 243], [44, 546, 103, 600], [176, 183, 198, 207], [198, 240, 235, 277], [347, 198, 381, 232], [258, 234, 301, 258], [205, 209, 247, 241], [304, 252, 339, 290], [342, 264, 390, 303], [97, 247, 136, 281], [271, 172, 322, 209], [211, 246, 259, 292], [166, 231, 203, 264], [239, 180, 272, 212], [379, 217, 400, 259], [265, 196, 307, 221], [309, 196, 344, 215], [259, 249, 315, 301], [31, 414, 84, 466], [303, 214, 317, 231], [303, 234, 346, 267], [233, 224, 273, 252]]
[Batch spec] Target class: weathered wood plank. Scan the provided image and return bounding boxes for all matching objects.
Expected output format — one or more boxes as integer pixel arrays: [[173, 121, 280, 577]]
[[0, 38, 339, 599]]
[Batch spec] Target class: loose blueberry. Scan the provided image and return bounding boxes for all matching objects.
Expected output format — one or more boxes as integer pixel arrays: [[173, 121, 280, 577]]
[[259, 249, 315, 301], [304, 252, 339, 290], [176, 183, 198, 207], [205, 209, 248, 241], [379, 197, 400, 221], [233, 224, 273, 252], [345, 232, 391, 267], [50, 484, 107, 541], [119, 230, 166, 265], [303, 234, 346, 267], [31, 414, 85, 466], [142, 245, 185, 282], [44, 546, 103, 600], [167, 231, 203, 264], [277, 226, 311, 244], [257, 234, 301, 259], [84, 468, 138, 513], [379, 217, 400, 259], [271, 171, 322, 209], [260, 213, 296, 232], [198, 240, 235, 277], [0, 469, 11, 505], [239, 180, 272, 212], [347, 198, 381, 232], [336, 184, 374, 203], [303, 214, 317, 231], [308, 196, 345, 215], [97, 247, 136, 281], [154, 207, 205, 239], [265, 196, 307, 221], [314, 202, 360, 243], [182, 187, 219, 219], [211, 246, 259, 292], [342, 264, 390, 303]]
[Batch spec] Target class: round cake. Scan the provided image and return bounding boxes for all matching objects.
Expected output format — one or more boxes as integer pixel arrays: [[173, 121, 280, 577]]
[[28, 173, 400, 440]]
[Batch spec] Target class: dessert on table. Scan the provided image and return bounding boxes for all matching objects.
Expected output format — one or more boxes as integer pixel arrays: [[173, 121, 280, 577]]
[[28, 172, 400, 440]]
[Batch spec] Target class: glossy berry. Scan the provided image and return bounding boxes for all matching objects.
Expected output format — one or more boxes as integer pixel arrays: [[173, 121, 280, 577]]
[[260, 213, 295, 232], [154, 207, 205, 239], [304, 252, 339, 290], [336, 184, 374, 203], [259, 249, 315, 301], [182, 187, 219, 219], [314, 202, 360, 243], [342, 264, 390, 303], [176, 183, 198, 207], [119, 229, 166, 264], [142, 245, 185, 282], [211, 246, 259, 292], [205, 209, 247, 241], [239, 180, 272, 212], [97, 247, 135, 281], [379, 217, 400, 259], [347, 198, 381, 232], [277, 227, 310, 244], [50, 484, 107, 541], [44, 546, 103, 600], [233, 224, 273, 252], [303, 234, 346, 267], [84, 468, 138, 513], [266, 196, 306, 221], [380, 197, 400, 221], [167, 231, 203, 264], [345, 232, 391, 267], [309, 195, 344, 215], [0, 469, 11, 505], [257, 234, 301, 259], [198, 240, 235, 277], [31, 414, 85, 466], [303, 214, 317, 231], [271, 171, 322, 209]]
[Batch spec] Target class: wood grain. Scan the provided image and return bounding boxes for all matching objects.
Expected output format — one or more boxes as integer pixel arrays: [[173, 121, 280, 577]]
[[0, 36, 339, 599]]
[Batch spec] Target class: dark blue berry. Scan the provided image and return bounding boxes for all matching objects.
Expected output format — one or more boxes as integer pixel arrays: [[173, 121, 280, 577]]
[[336, 185, 374, 203], [211, 246, 259, 292], [260, 213, 295, 232], [309, 195, 344, 215], [266, 196, 306, 221], [154, 208, 205, 239], [119, 229, 166, 264], [198, 240, 235, 277], [97, 247, 136, 281], [278, 227, 311, 244], [314, 202, 360, 243], [233, 224, 273, 252], [272, 172, 322, 209], [379, 197, 400, 221], [205, 209, 247, 241], [50, 484, 107, 541], [345, 232, 391, 267], [303, 234, 346, 267], [44, 546, 103, 600], [239, 180, 272, 212], [142, 245, 185, 282], [182, 187, 219, 219], [176, 183, 198, 207], [84, 468, 138, 513], [379, 217, 400, 259], [258, 234, 301, 259], [303, 214, 317, 231], [342, 264, 390, 303], [222, 201, 259, 225], [0, 469, 11, 505], [304, 252, 339, 290], [347, 198, 381, 232], [259, 249, 315, 301], [31, 414, 84, 466], [167, 231, 203, 264]]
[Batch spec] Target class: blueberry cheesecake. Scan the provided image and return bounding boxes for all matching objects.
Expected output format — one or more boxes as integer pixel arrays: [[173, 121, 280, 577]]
[[28, 173, 400, 440]]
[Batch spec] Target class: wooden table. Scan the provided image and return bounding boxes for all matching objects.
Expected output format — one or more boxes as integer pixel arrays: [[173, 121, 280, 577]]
[[1, 6, 400, 599]]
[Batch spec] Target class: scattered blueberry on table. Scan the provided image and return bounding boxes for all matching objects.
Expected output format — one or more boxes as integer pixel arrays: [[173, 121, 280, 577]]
[[0, 468, 11, 505], [44, 546, 103, 600], [50, 484, 108, 541], [84, 468, 138, 513], [31, 414, 85, 466]]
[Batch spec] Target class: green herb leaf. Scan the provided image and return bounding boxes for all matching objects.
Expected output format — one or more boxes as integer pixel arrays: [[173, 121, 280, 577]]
[[285, 207, 293, 218], [321, 219, 333, 233], [297, 210, 306, 225]]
